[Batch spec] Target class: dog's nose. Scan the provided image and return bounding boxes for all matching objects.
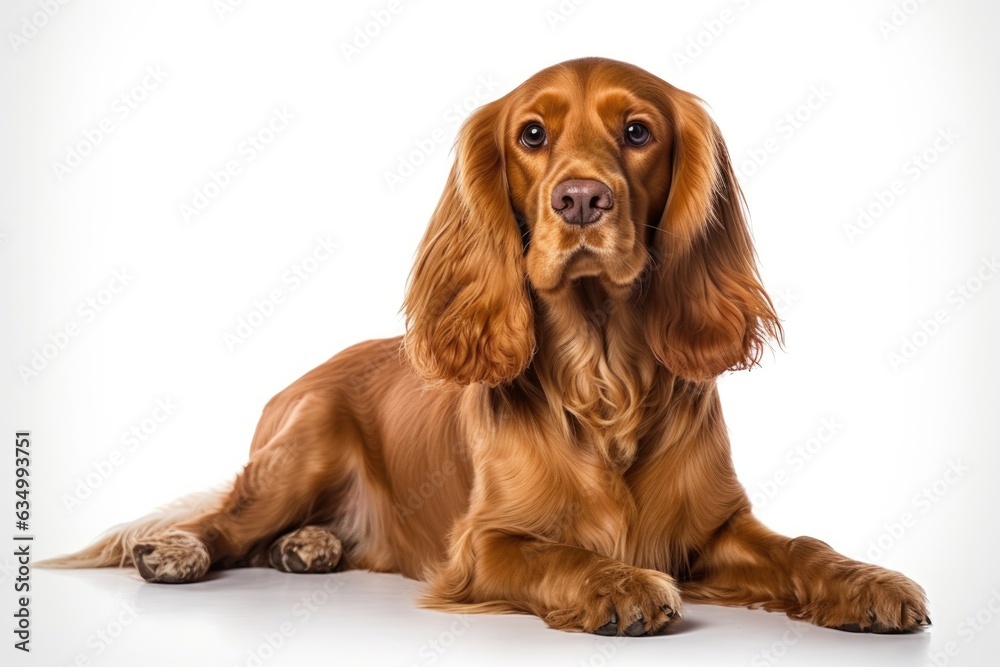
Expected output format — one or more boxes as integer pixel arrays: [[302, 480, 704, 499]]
[[551, 179, 614, 226]]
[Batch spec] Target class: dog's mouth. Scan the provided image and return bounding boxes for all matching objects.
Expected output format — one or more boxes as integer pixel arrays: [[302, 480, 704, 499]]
[[519, 196, 649, 295], [529, 242, 647, 299], [562, 247, 608, 281]]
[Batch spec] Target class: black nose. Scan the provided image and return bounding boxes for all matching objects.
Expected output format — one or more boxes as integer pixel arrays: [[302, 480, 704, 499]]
[[551, 179, 614, 226]]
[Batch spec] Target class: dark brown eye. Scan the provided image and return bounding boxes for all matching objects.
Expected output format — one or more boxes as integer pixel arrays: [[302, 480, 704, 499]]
[[625, 122, 650, 146], [521, 123, 547, 148]]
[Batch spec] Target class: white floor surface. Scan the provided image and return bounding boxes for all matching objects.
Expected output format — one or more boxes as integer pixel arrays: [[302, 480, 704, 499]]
[[24, 566, 979, 667]]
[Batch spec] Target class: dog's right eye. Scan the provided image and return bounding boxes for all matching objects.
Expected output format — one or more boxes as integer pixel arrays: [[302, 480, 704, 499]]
[[624, 121, 651, 147], [520, 123, 547, 149]]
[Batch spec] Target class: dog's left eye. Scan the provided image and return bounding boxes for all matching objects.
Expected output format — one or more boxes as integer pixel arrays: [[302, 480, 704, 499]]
[[624, 122, 651, 146], [521, 123, 547, 149]]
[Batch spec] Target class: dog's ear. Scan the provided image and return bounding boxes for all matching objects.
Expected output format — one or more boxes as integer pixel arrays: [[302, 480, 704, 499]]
[[403, 99, 535, 386], [644, 90, 782, 382]]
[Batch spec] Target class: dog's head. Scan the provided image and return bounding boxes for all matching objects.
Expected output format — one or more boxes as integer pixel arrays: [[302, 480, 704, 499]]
[[404, 58, 781, 386]]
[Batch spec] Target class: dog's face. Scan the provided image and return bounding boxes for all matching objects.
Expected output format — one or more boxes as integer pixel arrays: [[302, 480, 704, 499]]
[[502, 62, 674, 294], [404, 57, 781, 387]]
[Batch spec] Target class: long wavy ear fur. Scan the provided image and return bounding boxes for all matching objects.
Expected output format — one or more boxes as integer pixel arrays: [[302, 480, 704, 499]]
[[645, 90, 782, 382], [403, 99, 535, 386]]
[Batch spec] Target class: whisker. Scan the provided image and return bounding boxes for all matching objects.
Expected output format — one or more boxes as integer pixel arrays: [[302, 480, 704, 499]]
[[636, 221, 681, 239]]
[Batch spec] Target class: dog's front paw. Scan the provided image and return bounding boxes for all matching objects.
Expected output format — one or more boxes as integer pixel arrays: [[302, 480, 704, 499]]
[[132, 531, 211, 584], [807, 563, 929, 633], [268, 525, 343, 573], [544, 566, 682, 636]]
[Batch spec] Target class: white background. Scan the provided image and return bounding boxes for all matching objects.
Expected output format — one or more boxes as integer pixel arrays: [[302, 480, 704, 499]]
[[2, 0, 999, 665]]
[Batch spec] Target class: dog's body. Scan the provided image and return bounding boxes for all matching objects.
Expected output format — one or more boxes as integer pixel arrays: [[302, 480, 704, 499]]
[[45, 58, 928, 636]]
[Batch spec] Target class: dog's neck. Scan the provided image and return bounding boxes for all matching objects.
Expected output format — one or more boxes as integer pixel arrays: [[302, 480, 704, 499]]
[[529, 277, 657, 472]]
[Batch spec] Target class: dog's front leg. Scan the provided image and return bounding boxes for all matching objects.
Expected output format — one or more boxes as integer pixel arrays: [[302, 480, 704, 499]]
[[684, 510, 930, 632], [425, 527, 682, 636], [420, 400, 682, 636]]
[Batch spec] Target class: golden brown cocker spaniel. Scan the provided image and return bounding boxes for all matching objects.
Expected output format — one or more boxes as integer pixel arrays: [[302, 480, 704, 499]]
[[46, 58, 929, 636]]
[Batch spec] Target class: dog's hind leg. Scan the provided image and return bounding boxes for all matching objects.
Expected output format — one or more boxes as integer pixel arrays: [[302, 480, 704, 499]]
[[132, 394, 359, 583], [244, 525, 344, 573]]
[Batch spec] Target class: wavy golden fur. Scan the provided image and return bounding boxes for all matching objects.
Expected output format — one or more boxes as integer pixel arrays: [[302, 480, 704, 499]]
[[43, 58, 928, 636]]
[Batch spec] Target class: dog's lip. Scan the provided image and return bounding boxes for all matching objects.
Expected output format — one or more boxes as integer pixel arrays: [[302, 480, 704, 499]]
[[564, 243, 606, 262], [526, 222, 646, 292], [533, 255, 644, 296], [561, 247, 631, 281]]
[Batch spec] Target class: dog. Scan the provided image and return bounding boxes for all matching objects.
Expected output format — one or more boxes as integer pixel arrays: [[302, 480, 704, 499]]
[[43, 57, 929, 636]]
